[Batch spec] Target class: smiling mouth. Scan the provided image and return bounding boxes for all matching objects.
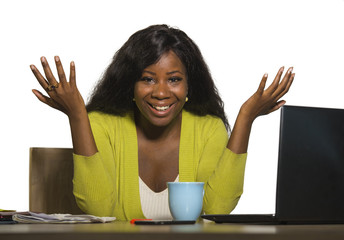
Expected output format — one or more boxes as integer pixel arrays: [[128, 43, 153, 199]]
[[149, 103, 172, 111]]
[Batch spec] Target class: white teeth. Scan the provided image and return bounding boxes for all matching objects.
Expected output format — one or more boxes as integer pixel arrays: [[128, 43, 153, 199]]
[[153, 105, 170, 111]]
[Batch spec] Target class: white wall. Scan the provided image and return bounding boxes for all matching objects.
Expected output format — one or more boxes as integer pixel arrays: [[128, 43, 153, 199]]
[[1, 0, 344, 213]]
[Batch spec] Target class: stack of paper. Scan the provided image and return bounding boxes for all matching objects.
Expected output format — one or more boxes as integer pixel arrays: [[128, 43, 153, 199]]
[[12, 212, 116, 224], [1, 210, 28, 224]]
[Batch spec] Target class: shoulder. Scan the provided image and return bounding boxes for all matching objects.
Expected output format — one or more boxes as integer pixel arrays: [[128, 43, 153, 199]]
[[182, 110, 228, 140], [88, 111, 132, 120], [88, 111, 134, 129], [183, 110, 226, 131]]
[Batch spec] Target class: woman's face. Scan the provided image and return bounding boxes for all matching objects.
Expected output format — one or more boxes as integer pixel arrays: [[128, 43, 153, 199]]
[[134, 50, 188, 128]]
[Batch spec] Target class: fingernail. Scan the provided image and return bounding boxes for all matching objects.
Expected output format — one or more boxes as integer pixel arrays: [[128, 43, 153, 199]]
[[40, 56, 46, 62], [55, 56, 60, 61], [289, 67, 294, 73], [30, 65, 35, 70]]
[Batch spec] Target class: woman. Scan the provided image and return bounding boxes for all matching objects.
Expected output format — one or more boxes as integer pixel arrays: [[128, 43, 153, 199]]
[[30, 24, 295, 221]]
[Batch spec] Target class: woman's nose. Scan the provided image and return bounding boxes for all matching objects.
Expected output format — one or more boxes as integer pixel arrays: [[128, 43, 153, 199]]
[[152, 82, 170, 99]]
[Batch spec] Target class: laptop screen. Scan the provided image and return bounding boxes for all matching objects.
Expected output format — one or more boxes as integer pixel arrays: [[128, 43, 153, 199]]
[[276, 105, 344, 222]]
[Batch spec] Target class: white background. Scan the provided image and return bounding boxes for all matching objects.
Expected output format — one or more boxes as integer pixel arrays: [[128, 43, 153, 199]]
[[1, 0, 344, 213]]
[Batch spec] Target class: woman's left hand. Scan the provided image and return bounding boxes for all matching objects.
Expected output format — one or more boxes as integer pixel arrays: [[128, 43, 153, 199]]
[[240, 66, 295, 123], [227, 67, 294, 154]]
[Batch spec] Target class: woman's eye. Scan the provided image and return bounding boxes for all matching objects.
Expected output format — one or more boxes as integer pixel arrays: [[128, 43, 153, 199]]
[[169, 77, 182, 83], [141, 77, 154, 82]]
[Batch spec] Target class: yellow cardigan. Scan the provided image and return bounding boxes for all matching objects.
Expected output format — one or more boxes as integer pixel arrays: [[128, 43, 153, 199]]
[[73, 110, 247, 221]]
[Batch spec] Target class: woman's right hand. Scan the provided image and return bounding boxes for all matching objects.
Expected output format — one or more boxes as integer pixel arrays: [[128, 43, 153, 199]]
[[31, 56, 98, 156], [31, 56, 86, 118]]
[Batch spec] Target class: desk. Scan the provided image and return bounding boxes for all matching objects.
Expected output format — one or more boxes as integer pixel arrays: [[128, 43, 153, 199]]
[[1, 221, 344, 240]]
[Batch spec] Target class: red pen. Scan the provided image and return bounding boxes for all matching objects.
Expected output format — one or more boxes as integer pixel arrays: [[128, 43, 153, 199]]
[[130, 219, 153, 224]]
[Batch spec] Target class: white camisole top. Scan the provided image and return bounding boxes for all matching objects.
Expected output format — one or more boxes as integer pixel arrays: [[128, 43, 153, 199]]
[[139, 175, 179, 220]]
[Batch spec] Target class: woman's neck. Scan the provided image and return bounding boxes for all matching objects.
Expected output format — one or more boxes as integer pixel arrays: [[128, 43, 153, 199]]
[[134, 110, 182, 141]]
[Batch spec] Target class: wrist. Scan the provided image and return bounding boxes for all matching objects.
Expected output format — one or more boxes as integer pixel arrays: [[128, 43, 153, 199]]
[[227, 108, 254, 154], [238, 106, 255, 126], [68, 107, 88, 123]]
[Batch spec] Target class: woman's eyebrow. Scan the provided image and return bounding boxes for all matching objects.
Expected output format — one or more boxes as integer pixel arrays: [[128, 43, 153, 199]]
[[142, 70, 156, 75], [142, 70, 185, 75], [167, 70, 184, 75]]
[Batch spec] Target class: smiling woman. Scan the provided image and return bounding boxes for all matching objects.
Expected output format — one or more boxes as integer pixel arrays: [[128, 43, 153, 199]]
[[30, 24, 294, 221]]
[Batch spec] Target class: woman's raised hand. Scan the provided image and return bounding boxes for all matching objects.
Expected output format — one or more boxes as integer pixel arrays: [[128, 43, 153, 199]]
[[240, 66, 295, 123], [31, 56, 97, 155], [227, 67, 295, 154], [31, 56, 86, 118]]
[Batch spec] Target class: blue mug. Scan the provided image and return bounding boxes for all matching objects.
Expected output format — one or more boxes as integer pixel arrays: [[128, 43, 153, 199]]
[[167, 182, 204, 221]]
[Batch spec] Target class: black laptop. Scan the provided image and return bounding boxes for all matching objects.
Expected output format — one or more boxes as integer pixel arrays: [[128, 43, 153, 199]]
[[202, 105, 344, 224]]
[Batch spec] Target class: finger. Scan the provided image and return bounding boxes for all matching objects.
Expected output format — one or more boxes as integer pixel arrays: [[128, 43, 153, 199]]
[[257, 73, 268, 94], [267, 100, 286, 114], [32, 89, 54, 106], [273, 72, 295, 101], [40, 56, 58, 85], [32, 89, 64, 112], [30, 64, 49, 90], [277, 67, 293, 91], [269, 67, 293, 101], [69, 61, 77, 88], [266, 66, 285, 93], [54, 56, 67, 85]]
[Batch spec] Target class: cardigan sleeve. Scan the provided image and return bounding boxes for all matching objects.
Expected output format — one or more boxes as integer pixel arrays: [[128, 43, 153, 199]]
[[197, 118, 247, 214], [72, 112, 117, 217]]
